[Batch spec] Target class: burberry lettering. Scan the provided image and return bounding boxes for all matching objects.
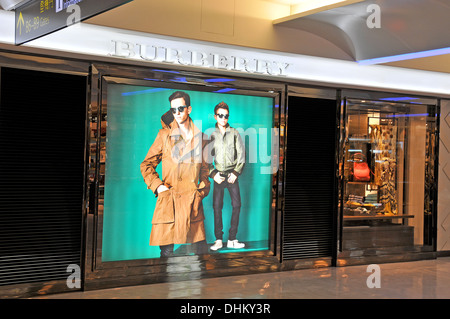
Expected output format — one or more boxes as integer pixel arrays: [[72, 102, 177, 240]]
[[109, 40, 290, 76]]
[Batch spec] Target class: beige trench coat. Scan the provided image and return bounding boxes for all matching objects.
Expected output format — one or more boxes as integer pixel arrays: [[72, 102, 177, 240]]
[[140, 117, 211, 246]]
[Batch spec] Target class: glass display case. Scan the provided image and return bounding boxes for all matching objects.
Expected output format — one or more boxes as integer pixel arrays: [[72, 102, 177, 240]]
[[340, 98, 437, 254]]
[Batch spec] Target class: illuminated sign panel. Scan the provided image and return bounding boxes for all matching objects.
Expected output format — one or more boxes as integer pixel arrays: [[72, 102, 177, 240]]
[[102, 83, 276, 261], [15, 0, 132, 45]]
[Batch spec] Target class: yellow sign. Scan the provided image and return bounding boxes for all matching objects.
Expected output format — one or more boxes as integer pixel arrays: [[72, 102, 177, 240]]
[[40, 0, 54, 13], [16, 12, 25, 35]]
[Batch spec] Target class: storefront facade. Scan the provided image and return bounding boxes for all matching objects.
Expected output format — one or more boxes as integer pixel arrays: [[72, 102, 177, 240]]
[[0, 22, 449, 298]]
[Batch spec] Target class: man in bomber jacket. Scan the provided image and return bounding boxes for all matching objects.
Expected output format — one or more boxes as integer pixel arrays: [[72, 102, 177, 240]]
[[208, 102, 246, 251]]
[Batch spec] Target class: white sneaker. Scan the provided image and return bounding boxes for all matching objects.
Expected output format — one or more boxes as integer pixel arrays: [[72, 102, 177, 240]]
[[210, 240, 223, 251], [227, 240, 245, 249]]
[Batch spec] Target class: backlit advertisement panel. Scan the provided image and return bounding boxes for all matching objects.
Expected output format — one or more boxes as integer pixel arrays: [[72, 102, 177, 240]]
[[101, 83, 277, 261]]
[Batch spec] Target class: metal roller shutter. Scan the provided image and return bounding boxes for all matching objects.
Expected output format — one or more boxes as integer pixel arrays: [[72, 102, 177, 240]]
[[0, 67, 86, 286], [282, 96, 337, 260]]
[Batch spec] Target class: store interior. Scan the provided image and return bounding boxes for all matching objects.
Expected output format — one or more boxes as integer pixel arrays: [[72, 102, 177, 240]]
[[341, 99, 436, 253]]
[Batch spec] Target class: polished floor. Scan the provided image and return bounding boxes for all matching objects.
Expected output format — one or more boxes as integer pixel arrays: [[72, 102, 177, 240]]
[[31, 257, 450, 299]]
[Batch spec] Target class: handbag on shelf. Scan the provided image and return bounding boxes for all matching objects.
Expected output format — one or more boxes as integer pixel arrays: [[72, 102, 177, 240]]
[[351, 152, 371, 182]]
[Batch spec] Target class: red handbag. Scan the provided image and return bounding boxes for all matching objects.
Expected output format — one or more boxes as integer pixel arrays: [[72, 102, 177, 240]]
[[351, 153, 371, 182]]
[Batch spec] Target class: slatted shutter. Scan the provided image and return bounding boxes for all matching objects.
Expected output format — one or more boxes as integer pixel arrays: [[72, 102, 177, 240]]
[[282, 96, 337, 260], [0, 67, 86, 286]]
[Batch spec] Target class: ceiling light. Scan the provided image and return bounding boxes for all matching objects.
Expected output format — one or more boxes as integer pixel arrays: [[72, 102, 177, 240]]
[[214, 88, 236, 93], [379, 97, 419, 102], [273, 0, 364, 23], [358, 47, 450, 65], [290, 0, 364, 16]]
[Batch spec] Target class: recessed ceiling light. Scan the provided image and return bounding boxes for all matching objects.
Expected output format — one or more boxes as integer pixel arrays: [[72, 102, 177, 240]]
[[358, 47, 450, 65]]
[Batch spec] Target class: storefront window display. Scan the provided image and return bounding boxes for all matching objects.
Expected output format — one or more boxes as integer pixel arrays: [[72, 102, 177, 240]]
[[101, 83, 277, 261], [341, 99, 437, 252]]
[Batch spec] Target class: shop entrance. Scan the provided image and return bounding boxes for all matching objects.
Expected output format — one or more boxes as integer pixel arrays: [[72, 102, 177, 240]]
[[0, 67, 87, 290]]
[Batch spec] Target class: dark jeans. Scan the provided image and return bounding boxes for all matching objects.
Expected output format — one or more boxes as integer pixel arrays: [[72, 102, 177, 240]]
[[213, 179, 242, 241]]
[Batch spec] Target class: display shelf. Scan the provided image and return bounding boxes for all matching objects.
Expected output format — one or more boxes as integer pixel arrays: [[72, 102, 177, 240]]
[[343, 214, 414, 220]]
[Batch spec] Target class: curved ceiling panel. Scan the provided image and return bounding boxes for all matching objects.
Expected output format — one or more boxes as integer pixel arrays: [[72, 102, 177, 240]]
[[274, 0, 450, 62]]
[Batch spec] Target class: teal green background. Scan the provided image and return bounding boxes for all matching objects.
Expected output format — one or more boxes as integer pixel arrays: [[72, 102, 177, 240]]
[[102, 84, 275, 261]]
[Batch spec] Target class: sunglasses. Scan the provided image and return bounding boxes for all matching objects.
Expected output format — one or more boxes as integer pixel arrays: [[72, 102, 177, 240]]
[[216, 113, 229, 119], [170, 106, 187, 114]]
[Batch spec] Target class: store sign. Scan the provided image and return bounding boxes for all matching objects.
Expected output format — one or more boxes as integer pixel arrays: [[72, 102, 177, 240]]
[[4, 12, 450, 97], [15, 0, 133, 45], [109, 40, 291, 77]]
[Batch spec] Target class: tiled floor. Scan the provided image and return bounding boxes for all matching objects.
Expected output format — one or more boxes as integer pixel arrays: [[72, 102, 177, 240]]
[[31, 257, 450, 299]]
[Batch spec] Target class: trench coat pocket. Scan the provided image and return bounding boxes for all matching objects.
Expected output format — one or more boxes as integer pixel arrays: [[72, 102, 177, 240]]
[[190, 190, 205, 223], [152, 189, 174, 224]]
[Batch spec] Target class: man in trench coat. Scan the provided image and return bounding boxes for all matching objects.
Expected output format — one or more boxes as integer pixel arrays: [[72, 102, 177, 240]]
[[140, 91, 211, 257]]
